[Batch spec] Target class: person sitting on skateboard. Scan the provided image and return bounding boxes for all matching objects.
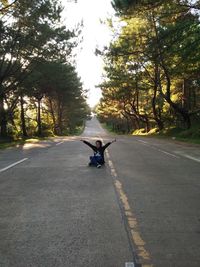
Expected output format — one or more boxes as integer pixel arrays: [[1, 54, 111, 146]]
[[80, 139, 116, 168]]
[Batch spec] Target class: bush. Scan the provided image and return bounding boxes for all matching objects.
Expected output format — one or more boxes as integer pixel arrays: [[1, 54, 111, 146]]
[[179, 128, 200, 138]]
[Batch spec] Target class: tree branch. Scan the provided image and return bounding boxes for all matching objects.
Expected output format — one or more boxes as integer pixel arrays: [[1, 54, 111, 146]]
[[0, 0, 18, 13]]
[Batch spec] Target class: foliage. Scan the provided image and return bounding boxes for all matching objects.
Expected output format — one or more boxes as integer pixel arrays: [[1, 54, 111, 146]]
[[0, 0, 90, 138], [97, 0, 200, 134]]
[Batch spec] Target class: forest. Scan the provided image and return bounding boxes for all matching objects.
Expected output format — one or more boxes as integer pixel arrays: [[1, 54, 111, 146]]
[[97, 0, 200, 138], [0, 0, 90, 141]]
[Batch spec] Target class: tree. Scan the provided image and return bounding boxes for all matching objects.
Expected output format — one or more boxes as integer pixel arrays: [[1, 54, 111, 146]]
[[0, 0, 17, 13], [0, 0, 77, 137], [98, 0, 200, 133], [19, 60, 88, 137]]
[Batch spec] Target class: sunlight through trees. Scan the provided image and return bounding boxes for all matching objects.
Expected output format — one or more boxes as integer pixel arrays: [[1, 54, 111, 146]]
[[97, 0, 200, 136], [0, 0, 90, 139]]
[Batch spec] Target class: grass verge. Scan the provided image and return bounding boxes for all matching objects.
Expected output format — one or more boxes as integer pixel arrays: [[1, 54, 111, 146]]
[[132, 126, 200, 145], [101, 123, 117, 134], [73, 125, 85, 136], [101, 122, 200, 145]]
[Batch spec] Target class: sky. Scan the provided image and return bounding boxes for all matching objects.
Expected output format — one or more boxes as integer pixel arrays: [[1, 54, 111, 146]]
[[61, 0, 115, 107]]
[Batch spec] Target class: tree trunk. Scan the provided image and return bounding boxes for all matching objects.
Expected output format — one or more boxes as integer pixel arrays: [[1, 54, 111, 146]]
[[152, 95, 164, 130], [57, 100, 63, 135], [125, 116, 130, 133], [167, 96, 191, 129], [152, 14, 191, 129], [144, 115, 150, 132], [182, 79, 188, 109], [37, 99, 42, 136], [152, 65, 164, 131], [169, 96, 191, 129], [20, 95, 28, 137], [48, 99, 57, 134], [193, 88, 196, 108], [0, 94, 8, 138]]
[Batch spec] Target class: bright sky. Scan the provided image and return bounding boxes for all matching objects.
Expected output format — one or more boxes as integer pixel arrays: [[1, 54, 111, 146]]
[[61, 0, 115, 107]]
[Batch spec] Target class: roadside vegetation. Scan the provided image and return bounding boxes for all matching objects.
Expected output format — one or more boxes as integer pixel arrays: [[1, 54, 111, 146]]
[[0, 0, 90, 145], [96, 0, 200, 144]]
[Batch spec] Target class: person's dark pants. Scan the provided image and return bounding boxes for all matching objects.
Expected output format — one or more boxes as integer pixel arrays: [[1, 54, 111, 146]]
[[89, 156, 103, 166]]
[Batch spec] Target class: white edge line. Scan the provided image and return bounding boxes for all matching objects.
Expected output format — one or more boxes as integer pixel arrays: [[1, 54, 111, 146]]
[[56, 141, 64, 146], [137, 139, 148, 144], [138, 139, 180, 159], [0, 158, 28, 173], [158, 149, 180, 159], [125, 263, 135, 267], [182, 154, 200, 163]]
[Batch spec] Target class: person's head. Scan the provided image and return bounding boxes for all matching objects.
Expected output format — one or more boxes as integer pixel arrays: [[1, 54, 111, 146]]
[[96, 140, 102, 149]]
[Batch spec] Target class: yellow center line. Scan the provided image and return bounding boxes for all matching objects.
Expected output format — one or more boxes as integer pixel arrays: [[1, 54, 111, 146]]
[[105, 148, 153, 267]]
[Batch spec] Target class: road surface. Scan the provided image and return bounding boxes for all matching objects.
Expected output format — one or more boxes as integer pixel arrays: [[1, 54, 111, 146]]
[[0, 117, 200, 267]]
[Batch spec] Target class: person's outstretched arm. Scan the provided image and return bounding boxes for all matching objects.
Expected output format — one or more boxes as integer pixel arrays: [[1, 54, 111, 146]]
[[103, 139, 116, 150], [80, 140, 96, 150]]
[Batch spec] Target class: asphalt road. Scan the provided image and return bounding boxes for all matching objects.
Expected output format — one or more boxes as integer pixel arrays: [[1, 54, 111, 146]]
[[0, 117, 200, 267]]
